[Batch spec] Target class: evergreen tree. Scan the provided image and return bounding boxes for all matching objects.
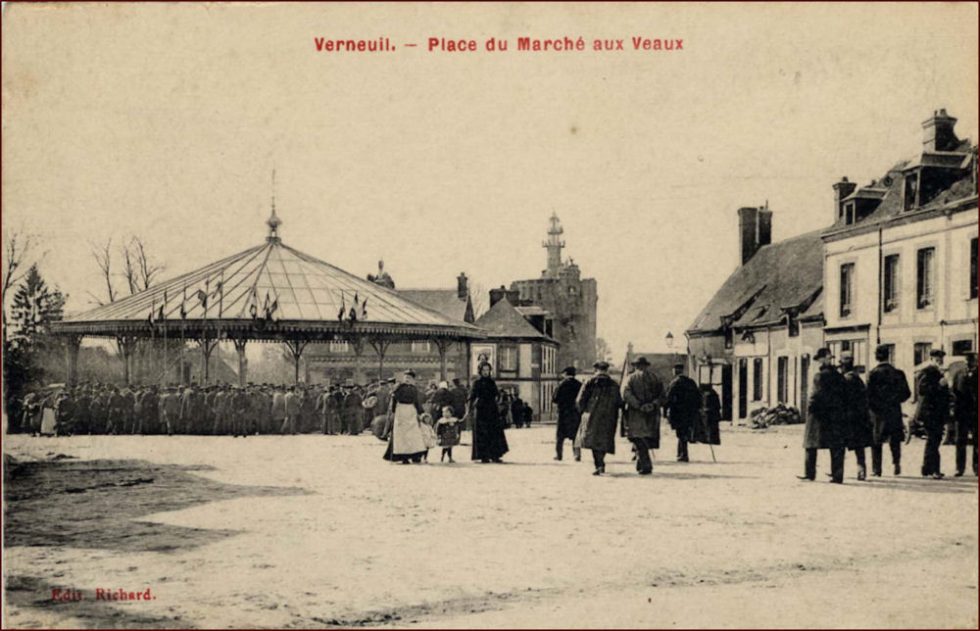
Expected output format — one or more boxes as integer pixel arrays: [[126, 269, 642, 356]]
[[9, 264, 65, 344]]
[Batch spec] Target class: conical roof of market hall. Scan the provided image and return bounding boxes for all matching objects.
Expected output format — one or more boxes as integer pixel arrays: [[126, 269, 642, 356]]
[[61, 210, 481, 337]]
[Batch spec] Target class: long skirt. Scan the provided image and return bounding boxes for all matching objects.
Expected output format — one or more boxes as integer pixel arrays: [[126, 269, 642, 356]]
[[383, 403, 427, 462], [472, 408, 509, 461]]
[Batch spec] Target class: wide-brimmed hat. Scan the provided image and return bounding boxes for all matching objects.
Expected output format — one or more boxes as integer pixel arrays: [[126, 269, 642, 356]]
[[632, 356, 651, 367], [814, 348, 833, 360], [930, 349, 946, 358], [593, 360, 611, 370]]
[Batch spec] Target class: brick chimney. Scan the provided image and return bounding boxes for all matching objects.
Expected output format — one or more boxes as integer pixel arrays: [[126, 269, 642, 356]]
[[457, 272, 468, 300], [922, 109, 959, 152], [832, 177, 857, 223], [738, 204, 773, 265]]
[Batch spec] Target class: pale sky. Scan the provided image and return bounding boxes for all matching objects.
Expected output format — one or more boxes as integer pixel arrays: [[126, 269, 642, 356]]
[[2, 2, 978, 358]]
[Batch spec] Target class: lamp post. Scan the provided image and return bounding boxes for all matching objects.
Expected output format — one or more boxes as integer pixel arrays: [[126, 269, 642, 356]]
[[665, 331, 674, 350]]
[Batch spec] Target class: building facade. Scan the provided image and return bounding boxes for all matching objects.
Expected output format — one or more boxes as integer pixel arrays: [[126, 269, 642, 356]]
[[471, 291, 560, 421], [822, 109, 978, 377], [510, 214, 598, 371], [686, 207, 826, 424]]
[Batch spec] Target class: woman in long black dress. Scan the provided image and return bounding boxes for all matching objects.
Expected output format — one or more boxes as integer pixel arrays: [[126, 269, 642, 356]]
[[469, 362, 509, 463]]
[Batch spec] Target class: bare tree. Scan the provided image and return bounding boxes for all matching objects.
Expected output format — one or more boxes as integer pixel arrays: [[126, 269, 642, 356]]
[[131, 236, 164, 291], [2, 229, 42, 344], [88, 237, 116, 306]]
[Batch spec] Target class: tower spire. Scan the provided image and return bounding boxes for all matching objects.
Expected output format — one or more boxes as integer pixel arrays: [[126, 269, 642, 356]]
[[266, 168, 282, 243], [542, 212, 565, 277]]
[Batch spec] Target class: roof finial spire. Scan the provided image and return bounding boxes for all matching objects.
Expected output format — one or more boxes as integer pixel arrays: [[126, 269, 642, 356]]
[[266, 168, 282, 243]]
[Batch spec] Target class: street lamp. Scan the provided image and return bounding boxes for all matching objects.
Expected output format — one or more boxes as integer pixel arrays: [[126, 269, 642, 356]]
[[665, 331, 674, 350]]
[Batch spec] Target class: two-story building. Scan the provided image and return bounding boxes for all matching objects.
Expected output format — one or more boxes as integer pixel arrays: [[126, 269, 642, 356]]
[[822, 109, 978, 376], [471, 289, 560, 420], [686, 205, 826, 424]]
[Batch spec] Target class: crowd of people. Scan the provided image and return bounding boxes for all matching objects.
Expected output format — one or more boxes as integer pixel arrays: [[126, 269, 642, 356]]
[[802, 345, 978, 483], [11, 378, 474, 438], [9, 344, 976, 481]]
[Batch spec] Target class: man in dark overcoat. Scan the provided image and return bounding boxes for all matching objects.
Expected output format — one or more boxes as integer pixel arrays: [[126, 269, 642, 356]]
[[952, 351, 977, 477], [552, 367, 582, 461], [664, 363, 702, 462], [916, 349, 950, 479], [576, 361, 622, 475], [840, 352, 872, 481], [867, 345, 911, 477], [695, 384, 722, 445], [621, 356, 664, 475], [801, 348, 848, 483]]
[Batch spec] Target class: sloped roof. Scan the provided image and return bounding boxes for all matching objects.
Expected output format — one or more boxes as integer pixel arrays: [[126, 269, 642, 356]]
[[59, 225, 479, 339], [474, 299, 556, 341], [687, 229, 825, 334], [826, 138, 977, 234], [398, 289, 472, 323]]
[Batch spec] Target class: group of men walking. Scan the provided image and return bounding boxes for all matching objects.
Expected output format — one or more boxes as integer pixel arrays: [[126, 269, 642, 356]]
[[553, 356, 721, 476], [801, 344, 977, 483]]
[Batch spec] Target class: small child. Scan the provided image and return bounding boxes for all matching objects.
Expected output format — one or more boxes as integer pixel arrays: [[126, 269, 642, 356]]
[[436, 405, 462, 463]]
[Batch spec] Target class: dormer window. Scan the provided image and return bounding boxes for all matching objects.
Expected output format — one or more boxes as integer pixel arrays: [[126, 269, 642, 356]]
[[845, 201, 857, 225], [787, 313, 799, 338], [903, 172, 919, 210], [723, 324, 733, 349]]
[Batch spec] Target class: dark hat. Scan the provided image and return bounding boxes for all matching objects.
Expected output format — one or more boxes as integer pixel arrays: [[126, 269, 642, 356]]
[[632, 356, 651, 367], [814, 348, 833, 360], [403, 369, 417, 378], [593, 360, 610, 370], [930, 349, 946, 358], [561, 366, 577, 376], [874, 344, 892, 361], [673, 362, 685, 370]]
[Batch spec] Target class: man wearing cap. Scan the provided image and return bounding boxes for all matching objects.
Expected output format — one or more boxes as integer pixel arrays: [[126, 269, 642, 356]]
[[801, 348, 848, 483], [664, 362, 702, 463], [867, 345, 911, 476], [915, 349, 950, 479], [622, 356, 664, 475], [553, 366, 583, 461], [951, 351, 977, 477], [840, 351, 872, 481]]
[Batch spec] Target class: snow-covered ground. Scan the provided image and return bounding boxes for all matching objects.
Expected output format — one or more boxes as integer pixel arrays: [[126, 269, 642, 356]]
[[3, 425, 977, 629]]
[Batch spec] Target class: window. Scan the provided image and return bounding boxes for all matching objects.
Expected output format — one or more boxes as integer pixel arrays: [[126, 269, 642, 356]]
[[952, 339, 974, 357], [883, 254, 900, 313], [752, 358, 764, 401], [913, 342, 932, 367], [845, 202, 856, 225], [916, 247, 936, 309], [498, 345, 518, 372], [411, 341, 431, 354], [904, 172, 919, 210], [970, 238, 978, 300], [777, 356, 789, 404], [723, 325, 733, 349], [787, 315, 799, 338], [839, 263, 855, 318]]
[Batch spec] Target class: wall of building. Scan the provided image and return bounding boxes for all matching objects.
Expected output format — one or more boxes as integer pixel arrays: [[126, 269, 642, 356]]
[[511, 276, 597, 371], [824, 205, 978, 380]]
